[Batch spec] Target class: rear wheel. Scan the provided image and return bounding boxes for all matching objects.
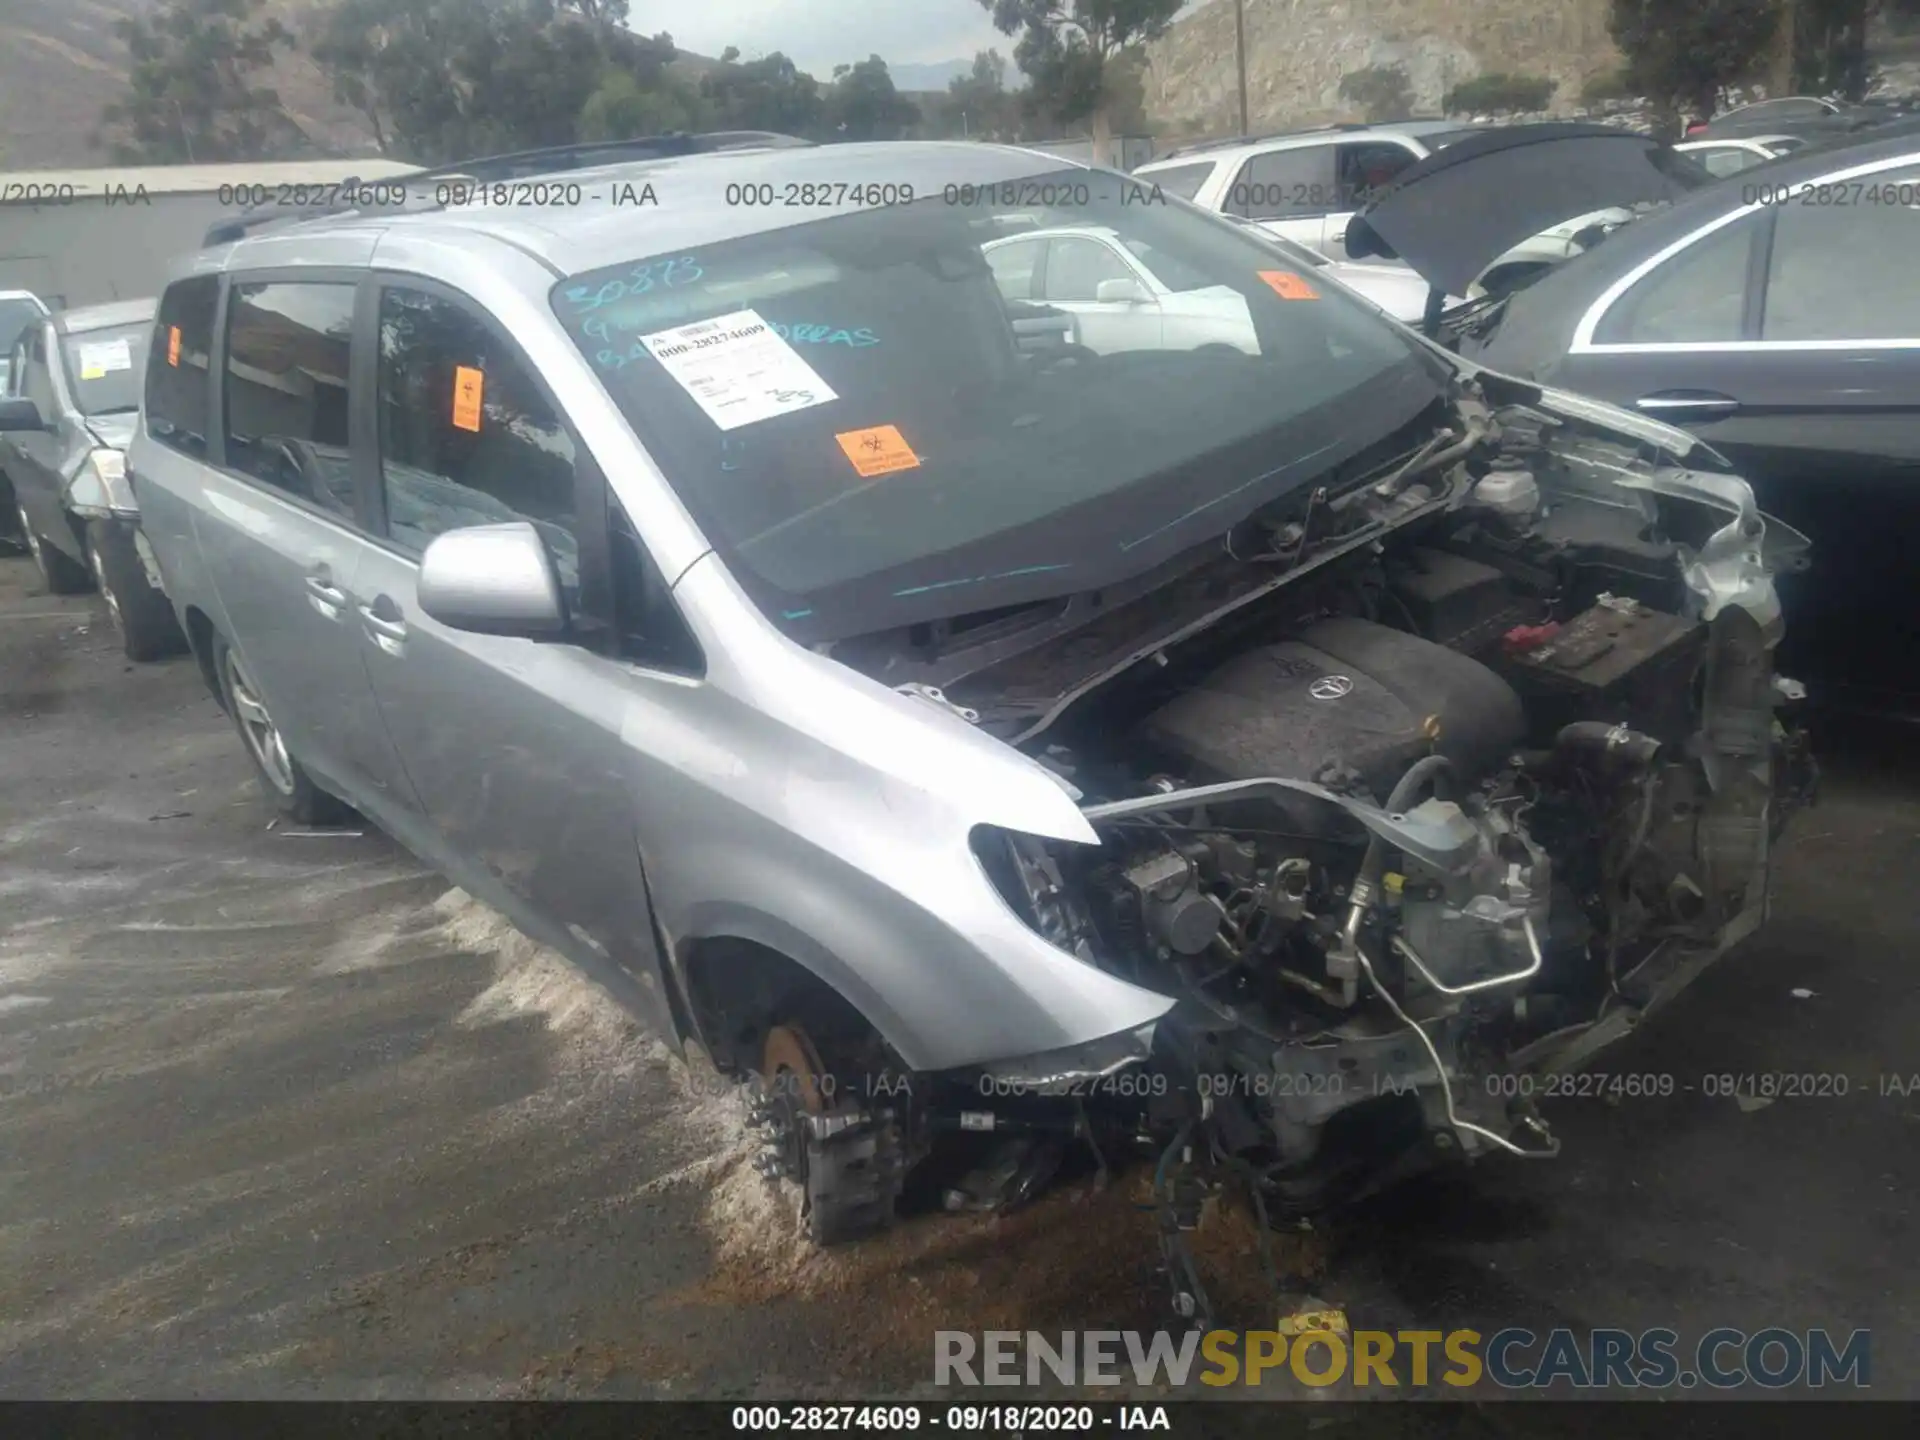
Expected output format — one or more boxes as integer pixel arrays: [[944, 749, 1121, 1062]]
[[751, 1010, 908, 1245], [87, 520, 187, 663], [212, 632, 356, 826], [18, 505, 91, 595]]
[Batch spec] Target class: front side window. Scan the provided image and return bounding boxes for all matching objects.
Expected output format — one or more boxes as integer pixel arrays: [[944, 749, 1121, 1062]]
[[22, 327, 58, 415], [1042, 236, 1137, 301], [223, 282, 358, 516], [60, 323, 150, 417], [376, 286, 580, 596], [146, 277, 219, 459], [984, 239, 1042, 301], [547, 167, 1436, 639], [1594, 213, 1759, 344], [1760, 170, 1920, 340], [0, 298, 43, 389]]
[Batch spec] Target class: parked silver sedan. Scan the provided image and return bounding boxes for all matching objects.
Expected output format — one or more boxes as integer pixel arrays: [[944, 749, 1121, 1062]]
[[0, 297, 185, 659], [129, 140, 1807, 1267]]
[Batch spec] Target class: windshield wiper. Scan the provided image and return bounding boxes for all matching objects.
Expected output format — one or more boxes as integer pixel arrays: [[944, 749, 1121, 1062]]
[[86, 405, 139, 416]]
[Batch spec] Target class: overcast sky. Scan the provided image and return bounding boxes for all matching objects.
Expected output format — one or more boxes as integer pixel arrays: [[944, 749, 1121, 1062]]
[[627, 0, 1210, 80]]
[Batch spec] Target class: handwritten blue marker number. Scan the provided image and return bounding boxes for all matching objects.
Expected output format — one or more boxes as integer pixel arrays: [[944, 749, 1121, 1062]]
[[563, 255, 704, 317]]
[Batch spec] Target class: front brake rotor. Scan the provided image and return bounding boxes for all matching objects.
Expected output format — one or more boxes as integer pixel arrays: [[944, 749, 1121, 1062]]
[[758, 1022, 834, 1181]]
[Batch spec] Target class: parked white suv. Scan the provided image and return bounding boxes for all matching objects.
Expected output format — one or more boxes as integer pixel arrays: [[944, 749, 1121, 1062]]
[[1138, 123, 1631, 295]]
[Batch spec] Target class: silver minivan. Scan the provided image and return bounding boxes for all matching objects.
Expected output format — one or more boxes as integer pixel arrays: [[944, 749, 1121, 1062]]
[[129, 139, 1808, 1272], [1, 297, 185, 660]]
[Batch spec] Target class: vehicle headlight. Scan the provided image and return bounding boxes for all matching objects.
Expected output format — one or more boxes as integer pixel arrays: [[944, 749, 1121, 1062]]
[[971, 824, 1099, 962], [62, 448, 136, 518]]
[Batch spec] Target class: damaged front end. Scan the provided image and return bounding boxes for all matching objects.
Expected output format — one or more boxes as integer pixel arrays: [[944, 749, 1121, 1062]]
[[929, 379, 1814, 1295]]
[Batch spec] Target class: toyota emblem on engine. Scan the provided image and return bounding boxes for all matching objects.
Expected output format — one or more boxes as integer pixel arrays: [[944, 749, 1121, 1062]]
[[1310, 675, 1354, 700]]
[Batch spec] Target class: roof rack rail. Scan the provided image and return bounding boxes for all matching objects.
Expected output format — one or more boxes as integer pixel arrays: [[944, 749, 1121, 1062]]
[[203, 130, 814, 245], [1155, 122, 1376, 160]]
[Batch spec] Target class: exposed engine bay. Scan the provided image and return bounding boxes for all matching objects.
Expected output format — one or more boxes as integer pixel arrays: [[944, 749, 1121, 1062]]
[[754, 376, 1815, 1317]]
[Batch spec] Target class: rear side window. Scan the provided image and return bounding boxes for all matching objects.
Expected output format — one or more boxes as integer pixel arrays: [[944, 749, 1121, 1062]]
[[1143, 162, 1213, 201], [146, 277, 219, 458], [223, 281, 359, 518], [1594, 214, 1759, 344], [375, 285, 580, 597]]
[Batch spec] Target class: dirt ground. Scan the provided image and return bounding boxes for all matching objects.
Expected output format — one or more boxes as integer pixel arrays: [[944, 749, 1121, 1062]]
[[1, 549, 1916, 1400]]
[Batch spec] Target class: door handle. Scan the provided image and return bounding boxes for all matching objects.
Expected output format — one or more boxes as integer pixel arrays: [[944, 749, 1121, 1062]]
[[1635, 391, 1741, 419], [304, 571, 348, 618], [359, 597, 408, 654]]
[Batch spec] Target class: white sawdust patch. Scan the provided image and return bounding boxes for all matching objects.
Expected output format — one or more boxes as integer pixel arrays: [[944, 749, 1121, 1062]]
[[439, 889, 648, 1076], [428, 886, 874, 1283]]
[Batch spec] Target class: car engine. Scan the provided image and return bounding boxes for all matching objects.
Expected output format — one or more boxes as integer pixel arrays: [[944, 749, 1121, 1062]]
[[811, 377, 1813, 1311], [866, 378, 1809, 1225]]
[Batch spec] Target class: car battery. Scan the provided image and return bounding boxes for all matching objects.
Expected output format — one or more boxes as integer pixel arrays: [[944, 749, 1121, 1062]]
[[1500, 594, 1705, 739]]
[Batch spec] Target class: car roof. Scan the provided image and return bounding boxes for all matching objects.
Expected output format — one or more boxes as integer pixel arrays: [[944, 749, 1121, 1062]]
[[53, 297, 156, 334], [1484, 131, 1920, 365], [1139, 121, 1478, 172], [1721, 96, 1839, 115], [198, 142, 1088, 282]]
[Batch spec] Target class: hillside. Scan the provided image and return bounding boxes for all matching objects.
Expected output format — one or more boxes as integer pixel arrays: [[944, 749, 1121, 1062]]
[[0, 0, 390, 169], [1144, 0, 1622, 133]]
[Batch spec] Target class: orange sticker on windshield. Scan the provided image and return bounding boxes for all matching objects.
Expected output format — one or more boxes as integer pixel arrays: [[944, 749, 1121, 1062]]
[[167, 325, 181, 366], [836, 424, 920, 478], [452, 365, 484, 432], [1258, 269, 1319, 300]]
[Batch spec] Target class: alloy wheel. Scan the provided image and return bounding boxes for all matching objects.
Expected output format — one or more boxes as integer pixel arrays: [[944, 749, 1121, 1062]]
[[87, 536, 121, 632], [224, 650, 295, 796], [17, 507, 44, 574]]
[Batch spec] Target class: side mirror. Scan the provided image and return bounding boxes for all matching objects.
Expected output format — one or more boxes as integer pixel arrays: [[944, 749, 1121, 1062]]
[[1095, 277, 1152, 305], [0, 397, 49, 433], [417, 521, 568, 639]]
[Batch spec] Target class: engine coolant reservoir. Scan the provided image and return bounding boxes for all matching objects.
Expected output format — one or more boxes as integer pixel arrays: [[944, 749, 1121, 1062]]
[[1471, 456, 1540, 527]]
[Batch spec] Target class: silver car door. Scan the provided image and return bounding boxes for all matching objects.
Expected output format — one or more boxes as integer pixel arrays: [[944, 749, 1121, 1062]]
[[196, 273, 419, 820], [352, 277, 683, 1045], [9, 324, 71, 548]]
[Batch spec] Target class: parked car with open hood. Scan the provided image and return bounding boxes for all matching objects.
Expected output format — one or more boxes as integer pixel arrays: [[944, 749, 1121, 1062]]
[[1138, 122, 1643, 297], [127, 139, 1809, 1308], [1357, 127, 1920, 710], [0, 297, 185, 660]]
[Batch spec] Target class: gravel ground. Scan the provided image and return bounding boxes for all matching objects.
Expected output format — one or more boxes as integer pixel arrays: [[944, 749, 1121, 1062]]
[[0, 548, 1914, 1401]]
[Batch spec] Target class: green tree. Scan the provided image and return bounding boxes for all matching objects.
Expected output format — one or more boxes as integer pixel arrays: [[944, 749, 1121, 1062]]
[[310, 0, 680, 163], [699, 51, 827, 136], [1338, 64, 1414, 122], [825, 55, 921, 140], [941, 49, 1018, 138], [579, 69, 705, 140], [97, 0, 310, 163], [981, 0, 1182, 164], [1442, 73, 1557, 115], [1608, 0, 1783, 133]]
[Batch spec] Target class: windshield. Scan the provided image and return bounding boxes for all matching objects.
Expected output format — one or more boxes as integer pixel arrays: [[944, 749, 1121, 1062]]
[[59, 323, 150, 416], [551, 168, 1440, 637]]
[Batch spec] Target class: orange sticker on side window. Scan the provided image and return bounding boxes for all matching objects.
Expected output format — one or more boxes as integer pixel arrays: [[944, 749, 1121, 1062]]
[[835, 424, 920, 478], [1257, 269, 1319, 300], [452, 365, 484, 432], [167, 325, 182, 366]]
